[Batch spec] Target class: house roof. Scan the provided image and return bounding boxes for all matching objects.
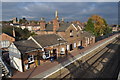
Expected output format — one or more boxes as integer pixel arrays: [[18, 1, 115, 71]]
[[32, 34, 66, 48], [14, 40, 41, 54], [57, 23, 71, 32], [45, 24, 53, 31], [1, 33, 14, 38], [80, 31, 94, 38]]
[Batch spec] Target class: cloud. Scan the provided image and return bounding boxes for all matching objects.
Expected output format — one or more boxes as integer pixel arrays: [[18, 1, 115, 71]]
[[2, 2, 118, 24], [2, 0, 120, 2], [22, 16, 35, 19]]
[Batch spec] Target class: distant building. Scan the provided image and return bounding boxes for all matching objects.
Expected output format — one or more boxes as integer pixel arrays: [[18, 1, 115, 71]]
[[12, 17, 19, 24], [112, 25, 119, 32]]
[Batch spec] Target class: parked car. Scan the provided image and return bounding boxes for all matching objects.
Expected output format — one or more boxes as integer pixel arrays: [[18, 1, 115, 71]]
[[78, 46, 84, 49]]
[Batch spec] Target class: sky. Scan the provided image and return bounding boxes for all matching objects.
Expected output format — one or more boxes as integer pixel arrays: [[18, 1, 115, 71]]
[[2, 2, 118, 24]]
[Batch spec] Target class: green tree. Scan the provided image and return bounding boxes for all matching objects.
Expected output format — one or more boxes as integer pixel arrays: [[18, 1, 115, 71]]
[[2, 25, 34, 41], [19, 18, 28, 24], [85, 19, 95, 35]]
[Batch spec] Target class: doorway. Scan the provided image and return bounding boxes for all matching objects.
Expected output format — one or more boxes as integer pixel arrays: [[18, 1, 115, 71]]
[[53, 49, 57, 59], [70, 44, 73, 51], [81, 41, 82, 46]]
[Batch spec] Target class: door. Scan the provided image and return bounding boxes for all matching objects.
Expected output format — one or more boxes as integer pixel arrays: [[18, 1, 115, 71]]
[[81, 41, 82, 46], [53, 49, 57, 59], [70, 44, 73, 51]]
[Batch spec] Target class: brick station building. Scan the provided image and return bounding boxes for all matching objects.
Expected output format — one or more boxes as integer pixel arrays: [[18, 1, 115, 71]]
[[9, 34, 66, 72]]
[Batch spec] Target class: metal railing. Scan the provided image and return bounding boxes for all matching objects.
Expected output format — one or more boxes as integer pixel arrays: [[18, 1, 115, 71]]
[[0, 56, 12, 77]]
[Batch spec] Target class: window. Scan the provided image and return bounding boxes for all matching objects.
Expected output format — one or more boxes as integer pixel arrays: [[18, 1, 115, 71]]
[[60, 48, 65, 55], [78, 41, 81, 46], [28, 55, 34, 63], [67, 45, 69, 50], [70, 30, 73, 37], [74, 43, 76, 48], [45, 51, 50, 58], [42, 51, 50, 59]]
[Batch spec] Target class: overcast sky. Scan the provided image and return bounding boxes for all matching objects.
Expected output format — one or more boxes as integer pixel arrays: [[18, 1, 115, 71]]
[[2, 2, 118, 24]]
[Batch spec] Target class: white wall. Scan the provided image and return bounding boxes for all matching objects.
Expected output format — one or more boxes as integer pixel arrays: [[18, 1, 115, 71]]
[[9, 43, 23, 72], [0, 40, 10, 48]]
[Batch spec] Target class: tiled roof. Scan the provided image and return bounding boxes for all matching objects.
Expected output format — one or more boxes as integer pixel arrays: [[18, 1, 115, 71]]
[[32, 34, 66, 48], [14, 40, 40, 54]]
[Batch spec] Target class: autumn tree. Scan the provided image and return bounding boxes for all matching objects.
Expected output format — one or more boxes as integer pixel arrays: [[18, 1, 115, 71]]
[[85, 15, 111, 36]]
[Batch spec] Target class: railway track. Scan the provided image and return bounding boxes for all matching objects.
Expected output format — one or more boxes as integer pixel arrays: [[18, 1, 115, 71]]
[[60, 38, 120, 79], [96, 39, 120, 79], [81, 39, 120, 78]]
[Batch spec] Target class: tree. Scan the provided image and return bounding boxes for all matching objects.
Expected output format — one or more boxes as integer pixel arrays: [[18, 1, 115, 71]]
[[2, 25, 35, 41], [19, 18, 28, 24], [85, 15, 112, 36], [85, 19, 95, 35]]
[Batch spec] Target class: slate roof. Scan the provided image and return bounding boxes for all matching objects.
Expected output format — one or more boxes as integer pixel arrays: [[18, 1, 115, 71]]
[[57, 23, 71, 32], [32, 34, 66, 48], [14, 40, 40, 54], [80, 31, 94, 38], [45, 24, 53, 31], [45, 22, 72, 32]]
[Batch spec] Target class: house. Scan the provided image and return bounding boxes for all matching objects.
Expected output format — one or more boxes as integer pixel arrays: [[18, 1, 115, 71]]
[[112, 25, 119, 32], [0, 33, 15, 49], [28, 34, 67, 59], [9, 40, 42, 72], [37, 10, 95, 51], [56, 23, 83, 51], [79, 31, 95, 47]]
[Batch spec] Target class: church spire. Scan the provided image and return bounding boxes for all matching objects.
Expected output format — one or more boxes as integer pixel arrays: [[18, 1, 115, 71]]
[[55, 10, 59, 20]]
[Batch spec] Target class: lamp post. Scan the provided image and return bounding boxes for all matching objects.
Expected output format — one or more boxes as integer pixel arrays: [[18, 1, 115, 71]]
[[57, 38, 62, 78]]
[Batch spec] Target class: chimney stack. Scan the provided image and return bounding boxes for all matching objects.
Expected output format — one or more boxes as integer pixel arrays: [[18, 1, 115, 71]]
[[40, 18, 46, 31], [53, 19, 59, 33]]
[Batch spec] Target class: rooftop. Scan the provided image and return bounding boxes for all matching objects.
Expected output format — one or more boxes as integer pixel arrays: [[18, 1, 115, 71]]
[[14, 40, 41, 54], [32, 34, 67, 48]]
